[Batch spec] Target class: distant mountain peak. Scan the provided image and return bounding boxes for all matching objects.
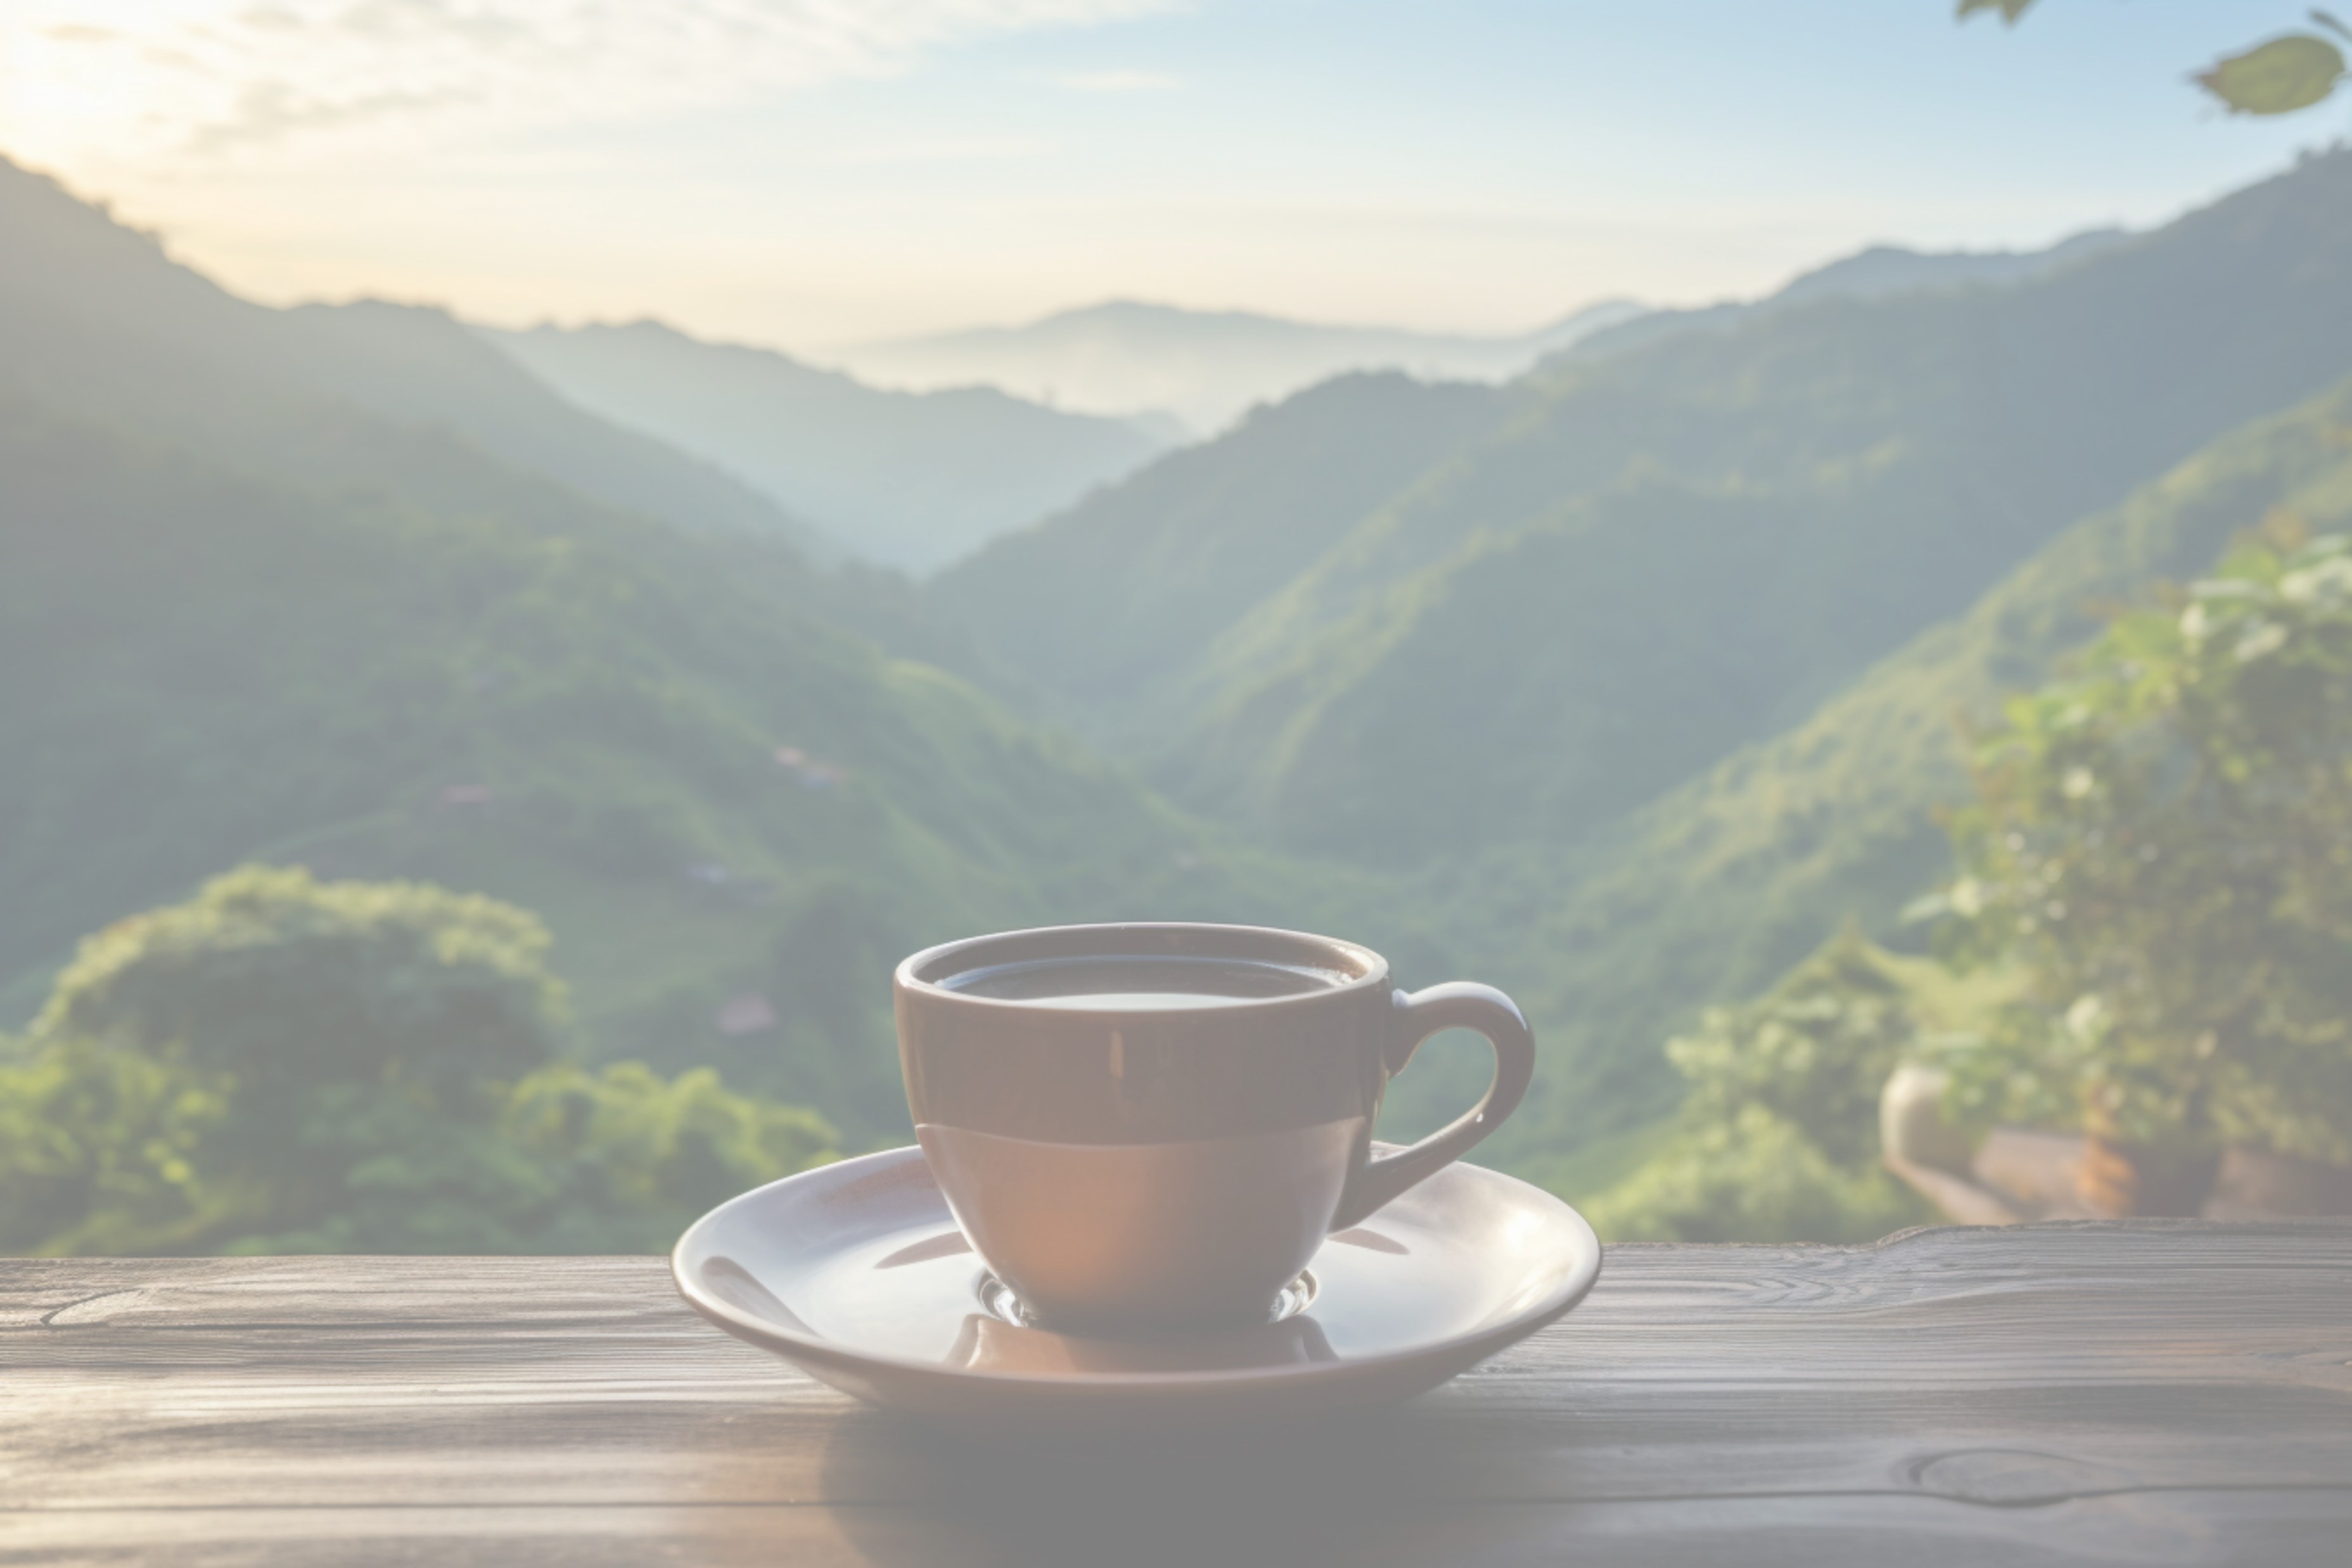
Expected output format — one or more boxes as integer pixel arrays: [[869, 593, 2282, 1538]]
[[0, 163, 834, 560], [1553, 222, 2143, 370], [483, 317, 1177, 573], [833, 296, 1648, 430], [1771, 226, 2133, 305], [1041, 298, 1265, 325]]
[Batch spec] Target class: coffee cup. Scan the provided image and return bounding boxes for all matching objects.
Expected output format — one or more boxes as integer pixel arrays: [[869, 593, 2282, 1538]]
[[894, 922, 1535, 1333]]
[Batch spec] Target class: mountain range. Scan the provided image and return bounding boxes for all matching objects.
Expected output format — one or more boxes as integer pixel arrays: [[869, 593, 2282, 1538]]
[[1471, 368, 2352, 1167], [1558, 227, 2131, 365], [823, 227, 2134, 437], [0, 155, 1431, 1143], [6, 146, 2350, 1197], [931, 150, 2352, 1152], [826, 298, 1645, 433], [0, 167, 832, 564], [938, 168, 2348, 869], [487, 320, 1176, 575], [449, 227, 2142, 575]]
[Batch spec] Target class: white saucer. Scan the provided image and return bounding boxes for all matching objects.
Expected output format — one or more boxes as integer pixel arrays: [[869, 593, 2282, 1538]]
[[671, 1144, 1601, 1427]]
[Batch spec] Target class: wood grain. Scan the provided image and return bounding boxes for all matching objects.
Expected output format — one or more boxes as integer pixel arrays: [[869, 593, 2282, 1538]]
[[2, 1222, 2348, 1565]]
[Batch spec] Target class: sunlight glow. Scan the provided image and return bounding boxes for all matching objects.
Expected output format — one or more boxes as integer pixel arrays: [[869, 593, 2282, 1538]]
[[0, 0, 1173, 169]]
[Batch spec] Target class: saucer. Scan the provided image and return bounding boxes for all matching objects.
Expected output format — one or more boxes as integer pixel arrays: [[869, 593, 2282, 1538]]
[[671, 1144, 1601, 1427]]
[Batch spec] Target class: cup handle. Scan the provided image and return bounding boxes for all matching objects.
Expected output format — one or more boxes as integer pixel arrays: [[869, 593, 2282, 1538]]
[[1329, 982, 1537, 1232]]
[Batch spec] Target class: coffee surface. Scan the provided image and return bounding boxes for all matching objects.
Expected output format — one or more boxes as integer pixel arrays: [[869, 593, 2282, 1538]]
[[941, 955, 1346, 1010]]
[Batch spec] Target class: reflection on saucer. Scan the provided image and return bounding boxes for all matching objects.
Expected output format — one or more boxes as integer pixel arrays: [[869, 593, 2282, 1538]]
[[698, 1257, 817, 1334], [1329, 1227, 1410, 1256], [875, 1230, 976, 1270], [945, 1309, 1339, 1376]]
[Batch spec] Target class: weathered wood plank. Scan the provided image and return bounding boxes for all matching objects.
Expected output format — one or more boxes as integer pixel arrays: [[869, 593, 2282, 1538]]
[[1, 1223, 2346, 1565], [3, 1491, 2349, 1568]]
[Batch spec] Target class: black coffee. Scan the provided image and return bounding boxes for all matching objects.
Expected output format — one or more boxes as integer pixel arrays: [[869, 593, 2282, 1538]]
[[943, 955, 1346, 1010]]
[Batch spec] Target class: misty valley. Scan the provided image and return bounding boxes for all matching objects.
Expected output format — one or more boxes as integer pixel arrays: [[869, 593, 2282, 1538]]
[[4, 147, 2351, 1256]]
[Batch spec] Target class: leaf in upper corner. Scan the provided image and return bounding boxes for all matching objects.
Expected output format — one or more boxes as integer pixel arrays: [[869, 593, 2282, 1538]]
[[2196, 34, 2347, 115], [1957, 0, 2036, 22], [2315, 11, 2352, 44]]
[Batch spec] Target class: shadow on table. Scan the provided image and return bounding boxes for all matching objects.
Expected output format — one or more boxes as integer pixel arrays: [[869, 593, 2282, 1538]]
[[815, 1405, 1435, 1567]]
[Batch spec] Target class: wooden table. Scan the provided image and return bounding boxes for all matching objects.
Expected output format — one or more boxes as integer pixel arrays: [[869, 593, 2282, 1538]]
[[4, 1221, 2348, 1565]]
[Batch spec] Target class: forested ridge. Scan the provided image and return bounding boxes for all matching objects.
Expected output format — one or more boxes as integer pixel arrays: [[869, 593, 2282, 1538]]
[[6, 148, 2349, 1246]]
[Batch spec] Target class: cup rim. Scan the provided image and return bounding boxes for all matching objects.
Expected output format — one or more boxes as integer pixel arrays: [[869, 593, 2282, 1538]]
[[893, 921, 1391, 1018]]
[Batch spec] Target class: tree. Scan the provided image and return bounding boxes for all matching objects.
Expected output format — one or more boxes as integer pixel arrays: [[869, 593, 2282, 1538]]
[[0, 866, 836, 1254], [500, 1060, 839, 1253], [1915, 525, 2352, 1197], [1960, 4, 2351, 117], [1581, 930, 1935, 1242]]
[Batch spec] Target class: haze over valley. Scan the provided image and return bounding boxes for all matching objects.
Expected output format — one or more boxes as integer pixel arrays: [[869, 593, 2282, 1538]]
[[3, 0, 2348, 1265], [8, 127, 2352, 1239]]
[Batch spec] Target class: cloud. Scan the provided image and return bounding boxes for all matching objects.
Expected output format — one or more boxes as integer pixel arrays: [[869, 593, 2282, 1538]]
[[1056, 68, 1180, 92], [0, 1, 1175, 166], [187, 84, 482, 154]]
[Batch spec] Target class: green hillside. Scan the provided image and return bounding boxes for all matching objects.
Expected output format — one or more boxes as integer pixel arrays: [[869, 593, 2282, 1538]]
[[1551, 227, 2127, 367], [489, 320, 1169, 574], [10, 140, 2351, 1225], [1166, 151, 2352, 864], [935, 153, 2352, 875], [0, 158, 831, 560], [933, 373, 1514, 743], [0, 395, 1435, 1144], [1464, 373, 2352, 1162], [836, 298, 1637, 434], [0, 158, 1473, 1156]]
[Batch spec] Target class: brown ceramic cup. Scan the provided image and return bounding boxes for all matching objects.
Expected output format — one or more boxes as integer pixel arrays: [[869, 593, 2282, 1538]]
[[894, 922, 1535, 1334]]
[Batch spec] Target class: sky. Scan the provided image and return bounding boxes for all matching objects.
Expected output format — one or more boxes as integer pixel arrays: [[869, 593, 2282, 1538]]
[[0, 1, 2336, 354]]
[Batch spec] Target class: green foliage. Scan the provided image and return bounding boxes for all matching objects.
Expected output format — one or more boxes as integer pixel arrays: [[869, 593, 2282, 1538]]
[[0, 388, 1440, 1145], [1919, 528, 2352, 1163], [498, 1061, 838, 1253], [1663, 932, 1913, 1166], [14, 134, 2352, 1238], [948, 156, 2352, 1166], [1959, 1, 2349, 117], [934, 373, 1511, 741], [2200, 33, 2347, 116], [1583, 1105, 1926, 1245], [968, 153, 2352, 874], [1474, 371, 2352, 1160], [0, 160, 1453, 1151], [1957, 0, 2035, 22], [1581, 932, 1933, 1242], [0, 867, 838, 1254], [37, 864, 566, 1094], [0, 1031, 236, 1255]]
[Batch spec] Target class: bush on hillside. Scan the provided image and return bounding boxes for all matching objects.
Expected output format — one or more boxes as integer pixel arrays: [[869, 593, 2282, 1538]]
[[0, 865, 835, 1254], [1917, 524, 2352, 1164], [1582, 931, 1933, 1242]]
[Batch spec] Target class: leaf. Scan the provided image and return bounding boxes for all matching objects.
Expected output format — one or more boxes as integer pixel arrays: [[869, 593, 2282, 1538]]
[[2315, 11, 2352, 44], [1900, 891, 1950, 926], [2190, 577, 2269, 600], [2233, 620, 2290, 663], [1957, 0, 2036, 21], [2197, 35, 2346, 115]]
